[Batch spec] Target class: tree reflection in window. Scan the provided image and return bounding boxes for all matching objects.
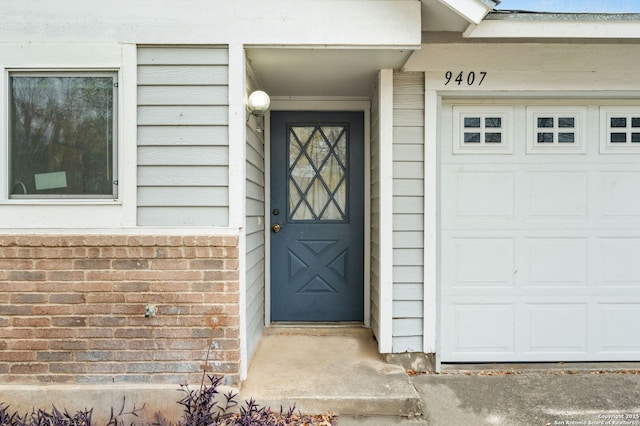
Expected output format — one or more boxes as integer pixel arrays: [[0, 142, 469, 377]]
[[462, 115, 504, 145], [535, 115, 576, 145], [288, 125, 348, 221], [10, 74, 116, 197]]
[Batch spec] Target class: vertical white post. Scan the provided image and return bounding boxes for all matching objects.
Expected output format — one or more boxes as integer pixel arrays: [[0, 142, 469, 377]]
[[378, 69, 394, 354], [228, 44, 246, 230], [227, 43, 248, 380], [121, 44, 138, 226], [423, 87, 438, 360]]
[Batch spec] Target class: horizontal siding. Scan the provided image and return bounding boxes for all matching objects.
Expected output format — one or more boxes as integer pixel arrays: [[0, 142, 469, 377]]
[[137, 207, 228, 226], [137, 106, 228, 126], [137, 47, 229, 65], [393, 162, 423, 179], [393, 197, 424, 214], [393, 231, 423, 249], [245, 73, 266, 364], [393, 318, 423, 337], [137, 187, 228, 207], [393, 214, 424, 231], [247, 181, 264, 204], [393, 301, 423, 318], [393, 249, 423, 266], [138, 146, 228, 166], [394, 266, 423, 283], [393, 180, 423, 197], [394, 283, 423, 301], [138, 126, 228, 146], [393, 336, 423, 353], [138, 166, 228, 186], [138, 66, 228, 85], [393, 127, 424, 144], [392, 72, 425, 353], [370, 77, 382, 344], [137, 46, 229, 226], [138, 85, 228, 105]]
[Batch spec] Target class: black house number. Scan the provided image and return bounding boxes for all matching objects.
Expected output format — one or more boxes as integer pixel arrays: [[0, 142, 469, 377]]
[[445, 71, 487, 86]]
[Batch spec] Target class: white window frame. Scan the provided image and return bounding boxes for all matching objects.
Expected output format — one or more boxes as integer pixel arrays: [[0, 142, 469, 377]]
[[600, 106, 640, 154], [526, 106, 587, 154], [7, 70, 119, 200], [452, 106, 513, 155], [0, 43, 136, 230]]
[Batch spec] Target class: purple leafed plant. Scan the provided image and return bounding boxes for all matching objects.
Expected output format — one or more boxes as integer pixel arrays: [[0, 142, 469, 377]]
[[1, 376, 337, 426]]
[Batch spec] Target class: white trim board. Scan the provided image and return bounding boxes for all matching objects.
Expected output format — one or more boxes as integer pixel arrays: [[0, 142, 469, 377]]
[[466, 20, 640, 39], [423, 88, 439, 356], [0, 1, 421, 46], [228, 44, 249, 380], [377, 70, 394, 354], [0, 43, 136, 229]]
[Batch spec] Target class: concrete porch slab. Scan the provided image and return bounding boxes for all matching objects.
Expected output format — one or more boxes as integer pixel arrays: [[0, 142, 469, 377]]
[[240, 326, 422, 417]]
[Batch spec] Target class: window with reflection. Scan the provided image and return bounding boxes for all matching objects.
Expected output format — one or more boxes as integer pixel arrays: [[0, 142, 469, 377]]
[[9, 72, 117, 198], [462, 115, 504, 145], [288, 125, 348, 221], [533, 115, 577, 145]]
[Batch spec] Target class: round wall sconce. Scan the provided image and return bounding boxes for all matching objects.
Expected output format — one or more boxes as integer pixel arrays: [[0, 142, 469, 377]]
[[247, 90, 271, 116]]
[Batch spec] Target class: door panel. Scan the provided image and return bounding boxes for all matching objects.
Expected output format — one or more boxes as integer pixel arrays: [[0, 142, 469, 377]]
[[270, 111, 364, 321]]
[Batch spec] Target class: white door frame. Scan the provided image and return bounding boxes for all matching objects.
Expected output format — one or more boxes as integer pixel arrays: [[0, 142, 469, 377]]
[[264, 97, 372, 327]]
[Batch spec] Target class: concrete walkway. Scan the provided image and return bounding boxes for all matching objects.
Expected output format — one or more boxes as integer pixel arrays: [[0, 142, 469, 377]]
[[242, 327, 640, 425], [240, 326, 421, 417], [342, 367, 640, 425]]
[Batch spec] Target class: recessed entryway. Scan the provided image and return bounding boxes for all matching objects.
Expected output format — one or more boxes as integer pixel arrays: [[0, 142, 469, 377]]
[[269, 111, 364, 321]]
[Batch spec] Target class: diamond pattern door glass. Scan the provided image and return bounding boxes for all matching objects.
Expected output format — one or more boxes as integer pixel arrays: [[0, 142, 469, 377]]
[[289, 125, 347, 221]]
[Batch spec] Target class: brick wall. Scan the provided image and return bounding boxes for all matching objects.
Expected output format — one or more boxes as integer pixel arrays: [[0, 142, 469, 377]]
[[0, 234, 240, 385]]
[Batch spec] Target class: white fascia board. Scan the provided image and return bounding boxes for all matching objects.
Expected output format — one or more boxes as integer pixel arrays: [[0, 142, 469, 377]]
[[466, 20, 640, 38], [436, 0, 494, 25], [0, 0, 420, 47]]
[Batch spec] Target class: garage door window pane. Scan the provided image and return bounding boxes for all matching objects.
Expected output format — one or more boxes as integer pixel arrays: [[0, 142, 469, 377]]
[[9, 73, 117, 198], [531, 111, 581, 151], [611, 133, 627, 143], [464, 117, 481, 128], [461, 114, 506, 146], [454, 107, 513, 154], [538, 133, 554, 143], [559, 133, 575, 143], [485, 117, 502, 128], [611, 117, 627, 128], [485, 133, 502, 143], [558, 117, 575, 128], [603, 112, 640, 149], [464, 132, 481, 143], [538, 118, 554, 128]]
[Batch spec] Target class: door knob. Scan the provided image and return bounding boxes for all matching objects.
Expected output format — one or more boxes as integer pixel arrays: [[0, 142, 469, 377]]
[[272, 223, 282, 233]]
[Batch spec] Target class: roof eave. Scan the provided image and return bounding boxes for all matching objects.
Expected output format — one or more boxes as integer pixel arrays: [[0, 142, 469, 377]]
[[465, 13, 640, 39], [436, 0, 497, 25]]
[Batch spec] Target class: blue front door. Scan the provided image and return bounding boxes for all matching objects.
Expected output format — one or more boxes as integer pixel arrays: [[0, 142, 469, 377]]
[[270, 111, 364, 321]]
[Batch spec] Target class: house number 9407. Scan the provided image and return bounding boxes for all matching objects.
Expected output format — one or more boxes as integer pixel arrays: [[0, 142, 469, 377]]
[[445, 71, 487, 86]]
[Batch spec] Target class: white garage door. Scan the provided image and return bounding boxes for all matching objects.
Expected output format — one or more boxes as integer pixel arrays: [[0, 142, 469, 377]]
[[441, 102, 640, 362]]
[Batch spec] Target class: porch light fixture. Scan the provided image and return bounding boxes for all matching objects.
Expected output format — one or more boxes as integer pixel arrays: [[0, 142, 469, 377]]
[[247, 90, 270, 133], [247, 90, 271, 117]]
